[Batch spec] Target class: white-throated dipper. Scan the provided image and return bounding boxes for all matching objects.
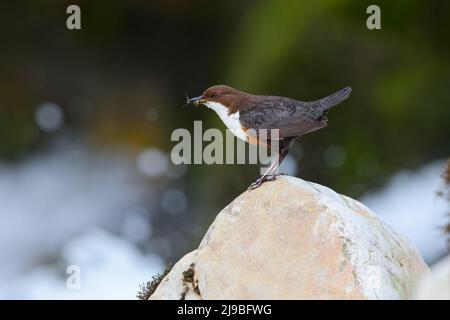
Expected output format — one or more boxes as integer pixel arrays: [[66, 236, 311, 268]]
[[187, 85, 352, 190]]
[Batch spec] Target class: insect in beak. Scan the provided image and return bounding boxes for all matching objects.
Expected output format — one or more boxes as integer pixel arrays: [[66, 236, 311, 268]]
[[182, 93, 207, 109]]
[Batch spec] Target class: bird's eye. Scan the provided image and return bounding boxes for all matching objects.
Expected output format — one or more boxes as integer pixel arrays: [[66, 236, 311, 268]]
[[211, 92, 218, 98]]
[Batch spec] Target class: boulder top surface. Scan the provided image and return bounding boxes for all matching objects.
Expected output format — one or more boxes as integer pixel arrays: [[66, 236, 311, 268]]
[[150, 176, 429, 300]]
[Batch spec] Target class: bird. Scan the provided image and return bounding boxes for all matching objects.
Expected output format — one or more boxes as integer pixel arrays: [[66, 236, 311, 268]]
[[187, 85, 352, 190]]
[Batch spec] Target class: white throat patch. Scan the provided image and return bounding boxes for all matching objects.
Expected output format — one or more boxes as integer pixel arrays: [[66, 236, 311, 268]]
[[204, 101, 248, 142]]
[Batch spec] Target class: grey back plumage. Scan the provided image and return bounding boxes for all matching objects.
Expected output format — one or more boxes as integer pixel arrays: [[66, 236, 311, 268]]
[[239, 86, 351, 138]]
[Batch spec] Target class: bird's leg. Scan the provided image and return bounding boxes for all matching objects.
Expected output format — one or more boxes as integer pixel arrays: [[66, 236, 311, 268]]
[[270, 148, 289, 178], [248, 136, 295, 191], [273, 137, 295, 177], [248, 155, 279, 190], [248, 143, 291, 190]]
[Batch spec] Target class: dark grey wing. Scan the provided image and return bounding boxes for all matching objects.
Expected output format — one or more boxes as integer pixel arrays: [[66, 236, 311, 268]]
[[239, 95, 327, 138]]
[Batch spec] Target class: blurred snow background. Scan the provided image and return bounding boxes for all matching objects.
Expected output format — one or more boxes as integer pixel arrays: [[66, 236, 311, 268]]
[[0, 142, 165, 299], [0, 142, 447, 299], [361, 161, 448, 263]]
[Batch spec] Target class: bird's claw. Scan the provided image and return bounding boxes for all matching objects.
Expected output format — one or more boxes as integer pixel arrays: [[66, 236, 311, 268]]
[[247, 178, 264, 191], [248, 174, 284, 191]]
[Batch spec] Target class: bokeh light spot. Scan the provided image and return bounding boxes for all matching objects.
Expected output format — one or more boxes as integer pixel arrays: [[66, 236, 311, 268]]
[[324, 145, 346, 168], [137, 148, 169, 178], [161, 189, 187, 215], [35, 102, 64, 132]]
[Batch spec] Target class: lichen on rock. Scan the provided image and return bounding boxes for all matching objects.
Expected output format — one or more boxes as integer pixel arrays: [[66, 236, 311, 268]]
[[180, 263, 201, 299]]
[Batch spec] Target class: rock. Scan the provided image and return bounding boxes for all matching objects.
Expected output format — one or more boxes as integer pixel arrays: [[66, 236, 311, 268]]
[[150, 176, 429, 300], [413, 255, 450, 300]]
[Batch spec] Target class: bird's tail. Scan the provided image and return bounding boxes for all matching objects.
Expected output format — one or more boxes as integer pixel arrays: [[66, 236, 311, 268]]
[[317, 86, 352, 111]]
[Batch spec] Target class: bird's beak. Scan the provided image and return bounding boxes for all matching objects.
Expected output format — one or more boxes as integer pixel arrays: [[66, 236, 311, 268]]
[[187, 95, 207, 105]]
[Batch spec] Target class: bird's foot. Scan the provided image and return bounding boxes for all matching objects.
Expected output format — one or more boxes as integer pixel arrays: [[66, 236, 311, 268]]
[[247, 174, 280, 191]]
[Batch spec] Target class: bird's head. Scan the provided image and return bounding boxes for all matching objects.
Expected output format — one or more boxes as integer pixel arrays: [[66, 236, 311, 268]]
[[187, 85, 246, 113]]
